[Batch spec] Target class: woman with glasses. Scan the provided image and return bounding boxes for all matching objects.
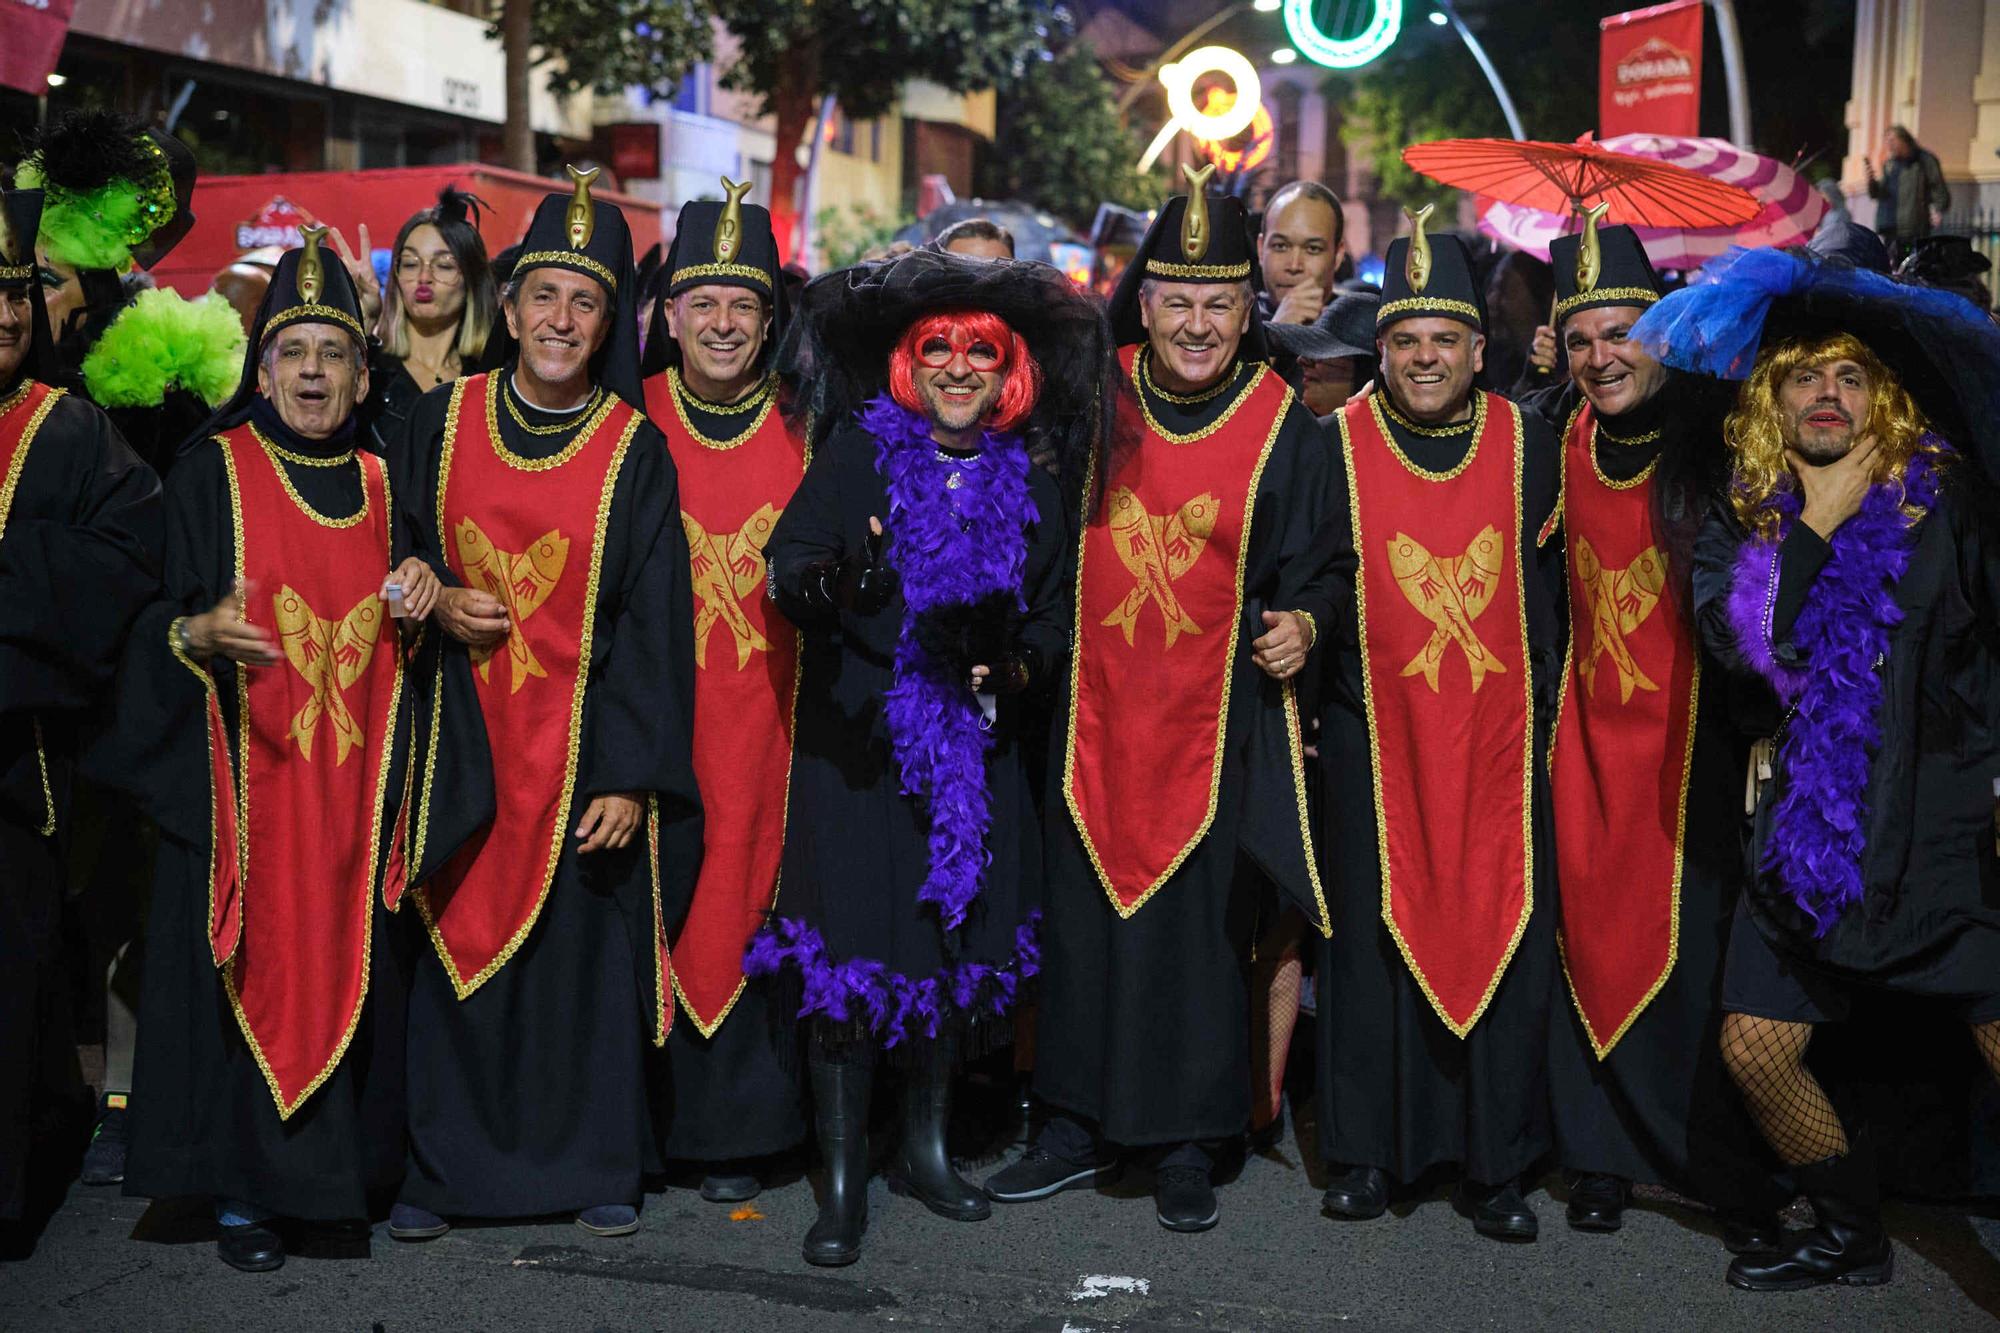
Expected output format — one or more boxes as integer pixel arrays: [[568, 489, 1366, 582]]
[[367, 186, 497, 452]]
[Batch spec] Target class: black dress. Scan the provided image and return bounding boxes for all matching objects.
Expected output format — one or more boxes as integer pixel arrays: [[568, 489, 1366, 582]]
[[111, 410, 409, 1222], [0, 386, 159, 1222], [1313, 397, 1562, 1186], [760, 422, 1068, 1046], [395, 376, 702, 1217], [1034, 363, 1340, 1149]]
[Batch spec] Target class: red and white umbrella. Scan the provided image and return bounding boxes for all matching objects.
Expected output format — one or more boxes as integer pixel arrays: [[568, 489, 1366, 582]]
[[1477, 134, 1829, 272]]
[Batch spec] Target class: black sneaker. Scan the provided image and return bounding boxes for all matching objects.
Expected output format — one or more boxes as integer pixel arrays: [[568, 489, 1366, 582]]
[[1154, 1165, 1219, 1233], [80, 1093, 128, 1186], [983, 1146, 1120, 1202]]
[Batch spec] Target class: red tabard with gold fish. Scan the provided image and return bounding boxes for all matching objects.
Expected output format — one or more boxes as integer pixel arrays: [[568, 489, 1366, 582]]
[[643, 372, 805, 1036], [1549, 403, 1698, 1057], [1064, 346, 1289, 916], [1341, 391, 1532, 1037], [410, 373, 657, 1003], [201, 425, 401, 1117]]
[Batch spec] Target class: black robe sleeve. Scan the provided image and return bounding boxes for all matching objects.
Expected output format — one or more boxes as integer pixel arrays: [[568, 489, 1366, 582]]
[[766, 428, 855, 633], [0, 395, 161, 716], [1012, 467, 1074, 690]]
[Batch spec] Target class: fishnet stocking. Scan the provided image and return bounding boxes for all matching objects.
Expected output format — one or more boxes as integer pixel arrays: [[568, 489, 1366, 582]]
[[1972, 1019, 2000, 1086], [1250, 913, 1306, 1130], [1719, 1012, 1848, 1166]]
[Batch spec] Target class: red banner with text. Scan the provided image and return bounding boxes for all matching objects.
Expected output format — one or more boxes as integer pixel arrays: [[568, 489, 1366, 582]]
[[1600, 0, 1704, 138], [0, 0, 74, 95]]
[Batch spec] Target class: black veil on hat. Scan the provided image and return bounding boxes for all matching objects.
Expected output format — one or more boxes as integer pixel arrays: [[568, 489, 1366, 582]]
[[0, 189, 57, 386], [185, 224, 368, 445], [1106, 163, 1269, 361], [1376, 203, 1486, 333], [500, 165, 643, 409], [641, 177, 790, 378], [1550, 206, 1661, 326], [778, 247, 1115, 502]]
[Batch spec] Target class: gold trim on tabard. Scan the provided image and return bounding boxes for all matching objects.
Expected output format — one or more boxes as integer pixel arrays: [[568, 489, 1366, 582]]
[[0, 383, 64, 837]]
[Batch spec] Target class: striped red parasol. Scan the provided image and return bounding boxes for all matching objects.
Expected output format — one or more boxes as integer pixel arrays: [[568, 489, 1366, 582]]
[[1401, 133, 1762, 228]]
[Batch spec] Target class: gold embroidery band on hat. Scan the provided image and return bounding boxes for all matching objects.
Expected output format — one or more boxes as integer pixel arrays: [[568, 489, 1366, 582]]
[[1145, 258, 1252, 280], [1376, 296, 1482, 325], [1554, 287, 1660, 323], [671, 262, 772, 292], [515, 250, 619, 293], [265, 303, 366, 343], [0, 263, 33, 281]]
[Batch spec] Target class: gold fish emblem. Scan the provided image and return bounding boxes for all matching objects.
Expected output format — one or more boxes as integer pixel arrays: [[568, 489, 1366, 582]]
[[1575, 201, 1611, 295], [273, 584, 383, 764], [1575, 535, 1665, 703], [684, 503, 781, 669], [1403, 203, 1435, 293], [295, 224, 329, 305], [715, 177, 752, 264], [1387, 525, 1509, 693], [1179, 162, 1217, 261], [1101, 486, 1218, 650], [564, 164, 599, 250], [454, 516, 569, 693]]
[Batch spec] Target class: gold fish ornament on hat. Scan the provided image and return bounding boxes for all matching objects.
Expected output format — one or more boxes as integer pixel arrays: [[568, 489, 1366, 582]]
[[296, 223, 329, 305], [1574, 201, 1611, 296], [715, 177, 752, 264], [1180, 162, 1217, 261], [1403, 203, 1435, 293], [565, 164, 599, 250]]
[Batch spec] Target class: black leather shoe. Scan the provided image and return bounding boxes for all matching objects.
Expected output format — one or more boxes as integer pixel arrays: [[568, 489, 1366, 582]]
[[1566, 1172, 1627, 1232], [1727, 1149, 1891, 1291], [216, 1221, 285, 1273], [886, 1033, 990, 1222], [699, 1168, 761, 1204], [984, 1145, 1121, 1202], [1454, 1178, 1538, 1242], [1155, 1165, 1219, 1233], [1321, 1165, 1389, 1221], [802, 1033, 872, 1267], [1719, 1209, 1785, 1256]]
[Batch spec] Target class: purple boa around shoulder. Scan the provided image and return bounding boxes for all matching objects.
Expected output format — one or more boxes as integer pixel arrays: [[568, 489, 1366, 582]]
[[1724, 442, 1945, 935], [866, 394, 1033, 931], [744, 912, 1042, 1048]]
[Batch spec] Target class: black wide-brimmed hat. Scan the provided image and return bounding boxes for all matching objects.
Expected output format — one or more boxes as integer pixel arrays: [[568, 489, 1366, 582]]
[[642, 178, 790, 377], [1551, 206, 1661, 326], [1264, 289, 1380, 362], [1106, 164, 1268, 360], [1377, 204, 1485, 333], [779, 248, 1115, 499]]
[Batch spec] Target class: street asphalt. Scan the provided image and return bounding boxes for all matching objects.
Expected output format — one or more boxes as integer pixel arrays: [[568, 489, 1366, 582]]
[[4, 1109, 1998, 1332]]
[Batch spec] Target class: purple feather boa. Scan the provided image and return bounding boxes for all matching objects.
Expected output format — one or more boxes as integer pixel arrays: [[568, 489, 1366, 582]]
[[1724, 442, 1945, 935], [744, 912, 1042, 1048], [867, 394, 1033, 930]]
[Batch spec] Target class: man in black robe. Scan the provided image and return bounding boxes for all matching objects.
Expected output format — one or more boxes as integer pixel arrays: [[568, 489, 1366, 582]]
[[1314, 212, 1560, 1241], [391, 169, 700, 1242], [1517, 219, 1784, 1248], [113, 230, 436, 1271], [986, 168, 1339, 1233], [1641, 248, 2000, 1290], [0, 186, 159, 1247]]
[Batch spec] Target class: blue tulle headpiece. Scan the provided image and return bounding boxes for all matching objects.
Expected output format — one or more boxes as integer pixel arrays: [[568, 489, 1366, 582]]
[[1630, 245, 1999, 380]]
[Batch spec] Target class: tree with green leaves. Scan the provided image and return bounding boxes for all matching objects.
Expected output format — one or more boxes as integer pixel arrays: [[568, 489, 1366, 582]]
[[978, 40, 1159, 231], [498, 0, 710, 171]]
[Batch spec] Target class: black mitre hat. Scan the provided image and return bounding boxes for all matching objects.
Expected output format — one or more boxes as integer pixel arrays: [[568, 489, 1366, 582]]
[[189, 224, 369, 441], [1377, 204, 1485, 333], [778, 248, 1115, 501], [1551, 206, 1661, 326], [500, 165, 643, 408], [1107, 163, 1269, 361], [642, 177, 790, 377], [0, 188, 56, 385]]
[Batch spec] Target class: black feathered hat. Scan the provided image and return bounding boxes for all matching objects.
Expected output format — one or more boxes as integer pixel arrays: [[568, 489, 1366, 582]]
[[17, 110, 198, 273], [501, 166, 643, 408], [0, 188, 56, 385], [1551, 206, 1661, 326], [778, 248, 1114, 503], [1106, 163, 1268, 360], [1377, 204, 1485, 333], [642, 178, 790, 377]]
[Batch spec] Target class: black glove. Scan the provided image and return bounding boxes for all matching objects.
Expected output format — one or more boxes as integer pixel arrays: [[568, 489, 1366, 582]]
[[800, 525, 899, 615], [911, 591, 1015, 676]]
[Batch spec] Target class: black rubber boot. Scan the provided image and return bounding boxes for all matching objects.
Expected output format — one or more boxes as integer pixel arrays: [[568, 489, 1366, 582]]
[[802, 1034, 873, 1267], [888, 1032, 990, 1222], [1727, 1146, 1892, 1291]]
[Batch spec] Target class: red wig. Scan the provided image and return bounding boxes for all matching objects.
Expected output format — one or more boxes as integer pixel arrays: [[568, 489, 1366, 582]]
[[888, 308, 1042, 433]]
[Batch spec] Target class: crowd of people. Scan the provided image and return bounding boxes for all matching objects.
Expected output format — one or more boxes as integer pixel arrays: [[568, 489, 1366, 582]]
[[3, 109, 1998, 1300]]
